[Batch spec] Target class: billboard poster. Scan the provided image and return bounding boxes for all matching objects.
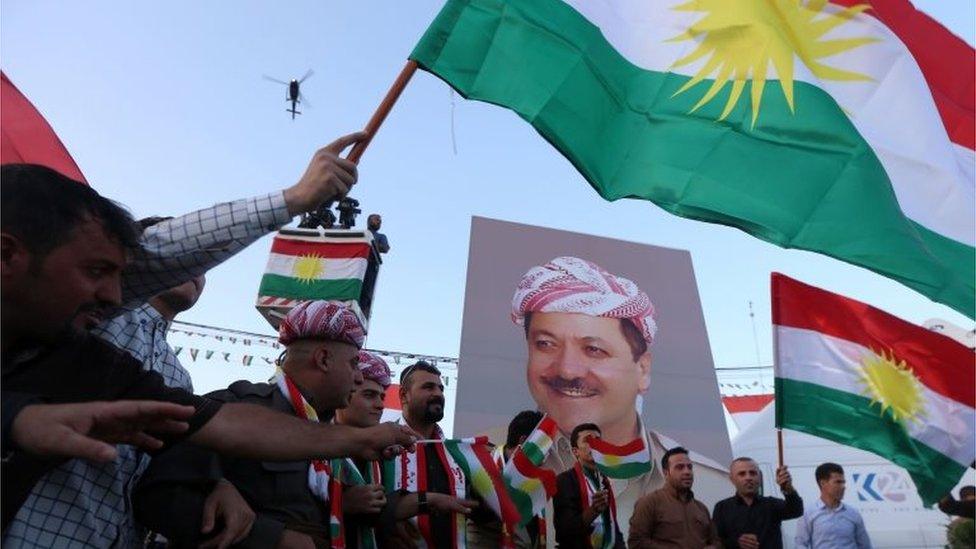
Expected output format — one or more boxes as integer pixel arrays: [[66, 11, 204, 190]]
[[455, 217, 732, 467]]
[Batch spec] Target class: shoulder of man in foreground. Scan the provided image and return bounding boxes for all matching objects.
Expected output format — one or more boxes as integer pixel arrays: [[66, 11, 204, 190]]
[[204, 380, 277, 403]]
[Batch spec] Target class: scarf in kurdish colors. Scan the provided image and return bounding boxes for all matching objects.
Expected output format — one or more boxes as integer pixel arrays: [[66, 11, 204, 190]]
[[573, 463, 618, 549], [274, 370, 345, 549], [381, 423, 467, 548], [330, 457, 383, 549]]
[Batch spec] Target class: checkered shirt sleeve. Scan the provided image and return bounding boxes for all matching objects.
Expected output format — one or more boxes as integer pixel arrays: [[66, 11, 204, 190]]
[[122, 191, 292, 306], [3, 306, 193, 548]]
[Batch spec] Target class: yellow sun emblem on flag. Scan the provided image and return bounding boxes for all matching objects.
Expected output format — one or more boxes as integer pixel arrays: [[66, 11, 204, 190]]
[[292, 254, 324, 283], [857, 349, 926, 425], [668, 0, 877, 125]]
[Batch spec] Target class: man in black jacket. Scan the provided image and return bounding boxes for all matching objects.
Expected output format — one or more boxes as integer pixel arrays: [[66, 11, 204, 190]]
[[712, 457, 803, 549], [553, 424, 624, 549], [135, 301, 379, 548]]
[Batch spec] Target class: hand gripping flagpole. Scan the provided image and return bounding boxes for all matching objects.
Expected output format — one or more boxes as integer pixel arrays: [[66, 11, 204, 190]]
[[346, 60, 419, 164]]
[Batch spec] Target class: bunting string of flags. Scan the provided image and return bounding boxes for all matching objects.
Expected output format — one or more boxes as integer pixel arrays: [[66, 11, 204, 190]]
[[170, 320, 459, 367]]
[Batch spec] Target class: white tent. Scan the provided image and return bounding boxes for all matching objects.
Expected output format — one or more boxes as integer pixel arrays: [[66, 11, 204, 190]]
[[733, 403, 975, 548]]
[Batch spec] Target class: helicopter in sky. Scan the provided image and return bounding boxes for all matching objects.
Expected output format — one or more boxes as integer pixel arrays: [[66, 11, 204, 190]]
[[263, 70, 314, 119]]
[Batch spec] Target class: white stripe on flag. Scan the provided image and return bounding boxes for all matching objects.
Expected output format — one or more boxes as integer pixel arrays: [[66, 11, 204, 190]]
[[265, 253, 368, 280]]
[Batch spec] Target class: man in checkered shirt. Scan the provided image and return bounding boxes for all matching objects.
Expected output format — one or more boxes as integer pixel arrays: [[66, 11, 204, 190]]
[[4, 267, 212, 548], [3, 131, 414, 548]]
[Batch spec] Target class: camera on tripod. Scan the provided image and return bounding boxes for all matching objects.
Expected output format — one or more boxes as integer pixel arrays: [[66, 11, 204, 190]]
[[298, 197, 361, 230], [337, 197, 361, 229]]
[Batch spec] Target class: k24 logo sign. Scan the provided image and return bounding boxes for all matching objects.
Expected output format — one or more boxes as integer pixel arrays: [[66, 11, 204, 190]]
[[851, 471, 913, 502]]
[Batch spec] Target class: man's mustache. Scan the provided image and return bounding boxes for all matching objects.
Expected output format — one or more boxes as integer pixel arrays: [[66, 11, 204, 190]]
[[426, 396, 445, 407], [542, 376, 598, 393]]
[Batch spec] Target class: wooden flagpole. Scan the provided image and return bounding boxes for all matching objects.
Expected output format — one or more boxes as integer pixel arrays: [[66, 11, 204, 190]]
[[347, 60, 419, 164], [777, 429, 784, 468]]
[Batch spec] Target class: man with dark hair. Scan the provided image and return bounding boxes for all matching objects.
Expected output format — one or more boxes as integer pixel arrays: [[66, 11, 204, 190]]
[[553, 423, 625, 549], [390, 360, 460, 547], [795, 463, 871, 548], [4, 262, 222, 547], [504, 410, 546, 454], [2, 132, 367, 463], [629, 446, 719, 548], [398, 360, 446, 440], [367, 213, 390, 253], [1, 133, 419, 531], [712, 457, 803, 549], [336, 352, 475, 548]]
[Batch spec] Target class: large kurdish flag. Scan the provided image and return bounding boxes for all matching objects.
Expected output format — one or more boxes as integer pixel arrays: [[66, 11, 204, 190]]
[[259, 234, 369, 302], [772, 273, 975, 505], [411, 0, 975, 318]]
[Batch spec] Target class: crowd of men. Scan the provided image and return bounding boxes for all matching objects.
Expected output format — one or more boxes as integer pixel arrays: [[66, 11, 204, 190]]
[[1, 131, 973, 548]]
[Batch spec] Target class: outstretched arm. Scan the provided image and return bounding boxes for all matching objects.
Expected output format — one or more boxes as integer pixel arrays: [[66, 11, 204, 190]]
[[189, 403, 417, 461]]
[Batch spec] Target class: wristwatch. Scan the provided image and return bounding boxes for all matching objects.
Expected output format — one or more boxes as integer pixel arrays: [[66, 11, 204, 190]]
[[417, 491, 430, 515]]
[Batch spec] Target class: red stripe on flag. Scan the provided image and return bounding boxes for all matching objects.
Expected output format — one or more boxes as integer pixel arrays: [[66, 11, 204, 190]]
[[723, 394, 775, 413], [416, 445, 433, 545], [588, 436, 645, 456], [399, 451, 409, 492], [536, 415, 559, 437], [772, 273, 975, 407], [830, 0, 974, 150], [271, 237, 371, 259], [1, 72, 88, 182], [513, 451, 557, 497]]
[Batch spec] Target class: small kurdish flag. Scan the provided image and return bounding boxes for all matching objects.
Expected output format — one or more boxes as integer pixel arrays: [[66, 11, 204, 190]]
[[503, 449, 557, 525], [773, 273, 976, 505], [588, 436, 653, 479], [443, 437, 522, 528], [259, 234, 370, 303], [520, 415, 559, 466]]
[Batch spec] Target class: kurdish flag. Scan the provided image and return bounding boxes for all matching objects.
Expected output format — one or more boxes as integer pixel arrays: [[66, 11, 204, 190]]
[[443, 437, 522, 527], [520, 415, 559, 466], [411, 0, 975, 318], [259, 234, 369, 302], [773, 273, 976, 505], [503, 448, 557, 525], [589, 436, 653, 479]]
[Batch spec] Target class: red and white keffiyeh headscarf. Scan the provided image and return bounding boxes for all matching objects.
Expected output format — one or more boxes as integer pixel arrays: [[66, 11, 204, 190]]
[[511, 256, 657, 345], [279, 300, 366, 348], [357, 350, 392, 389]]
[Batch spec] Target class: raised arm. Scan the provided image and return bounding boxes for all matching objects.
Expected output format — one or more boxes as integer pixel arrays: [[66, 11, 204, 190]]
[[120, 132, 367, 306]]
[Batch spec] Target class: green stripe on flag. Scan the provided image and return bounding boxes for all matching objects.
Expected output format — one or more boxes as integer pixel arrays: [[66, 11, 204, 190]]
[[595, 460, 651, 480], [411, 0, 974, 318], [258, 274, 362, 302], [776, 378, 966, 505], [521, 442, 547, 466]]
